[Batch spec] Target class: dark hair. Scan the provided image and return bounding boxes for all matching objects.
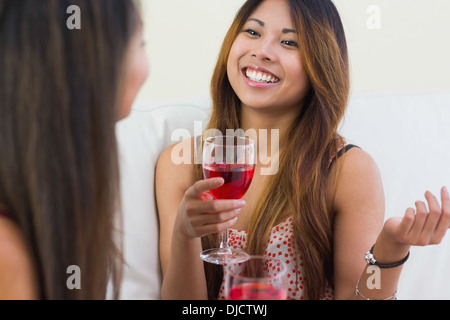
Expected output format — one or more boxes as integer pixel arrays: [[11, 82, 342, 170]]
[[0, 0, 139, 299], [200, 0, 349, 299]]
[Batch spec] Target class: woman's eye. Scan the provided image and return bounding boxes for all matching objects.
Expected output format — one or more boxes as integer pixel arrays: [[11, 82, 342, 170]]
[[244, 29, 260, 37], [282, 40, 299, 48]]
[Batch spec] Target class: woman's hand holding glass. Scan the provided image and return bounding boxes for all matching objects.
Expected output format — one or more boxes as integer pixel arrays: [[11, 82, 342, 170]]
[[174, 178, 246, 241]]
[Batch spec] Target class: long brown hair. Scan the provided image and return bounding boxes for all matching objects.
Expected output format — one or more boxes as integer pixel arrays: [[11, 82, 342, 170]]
[[200, 0, 350, 300], [0, 0, 139, 299]]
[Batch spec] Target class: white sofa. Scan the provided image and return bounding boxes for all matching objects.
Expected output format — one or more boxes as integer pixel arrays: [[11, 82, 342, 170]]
[[116, 91, 450, 300]]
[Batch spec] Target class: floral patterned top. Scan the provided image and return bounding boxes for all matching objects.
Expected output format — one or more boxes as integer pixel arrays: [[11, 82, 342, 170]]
[[218, 217, 334, 300]]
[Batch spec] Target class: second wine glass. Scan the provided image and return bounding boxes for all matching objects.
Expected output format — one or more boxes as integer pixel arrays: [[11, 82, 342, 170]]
[[224, 256, 288, 300], [200, 135, 256, 265]]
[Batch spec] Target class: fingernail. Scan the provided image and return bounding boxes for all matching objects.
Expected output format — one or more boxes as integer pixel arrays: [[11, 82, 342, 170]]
[[238, 200, 246, 207], [444, 186, 449, 196]]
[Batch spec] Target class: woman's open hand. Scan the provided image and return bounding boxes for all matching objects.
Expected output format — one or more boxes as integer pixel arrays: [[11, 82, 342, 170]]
[[175, 178, 246, 240], [383, 187, 450, 247]]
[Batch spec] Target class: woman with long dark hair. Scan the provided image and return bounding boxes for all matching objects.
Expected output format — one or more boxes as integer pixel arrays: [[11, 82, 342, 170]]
[[157, 0, 449, 300], [0, 0, 149, 299]]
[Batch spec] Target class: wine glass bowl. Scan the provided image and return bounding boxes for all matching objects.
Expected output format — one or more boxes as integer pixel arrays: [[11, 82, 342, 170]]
[[200, 135, 256, 265], [225, 256, 288, 300]]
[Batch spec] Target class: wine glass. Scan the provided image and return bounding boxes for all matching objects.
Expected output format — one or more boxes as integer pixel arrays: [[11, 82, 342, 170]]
[[224, 255, 288, 300], [200, 135, 256, 265]]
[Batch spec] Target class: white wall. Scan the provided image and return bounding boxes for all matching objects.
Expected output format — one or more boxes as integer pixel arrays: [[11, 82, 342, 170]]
[[137, 0, 450, 101], [335, 0, 450, 95], [138, 0, 245, 100]]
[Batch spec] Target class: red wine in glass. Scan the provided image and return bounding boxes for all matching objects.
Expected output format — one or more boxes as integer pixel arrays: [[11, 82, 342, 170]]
[[227, 283, 287, 300], [203, 163, 255, 200]]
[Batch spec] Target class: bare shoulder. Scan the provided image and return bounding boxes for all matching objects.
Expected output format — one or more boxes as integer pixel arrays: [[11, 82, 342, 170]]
[[332, 147, 384, 216], [0, 218, 38, 299], [336, 147, 380, 178], [156, 136, 197, 194]]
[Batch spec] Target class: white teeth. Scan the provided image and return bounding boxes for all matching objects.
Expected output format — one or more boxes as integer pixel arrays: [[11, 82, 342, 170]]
[[245, 68, 279, 83]]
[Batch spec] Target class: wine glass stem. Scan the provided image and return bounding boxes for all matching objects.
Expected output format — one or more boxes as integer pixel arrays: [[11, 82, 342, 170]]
[[219, 229, 230, 250]]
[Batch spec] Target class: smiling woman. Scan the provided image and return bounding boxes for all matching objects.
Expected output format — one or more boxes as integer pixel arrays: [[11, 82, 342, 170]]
[[157, 0, 450, 301], [157, 0, 351, 300], [200, 0, 350, 300]]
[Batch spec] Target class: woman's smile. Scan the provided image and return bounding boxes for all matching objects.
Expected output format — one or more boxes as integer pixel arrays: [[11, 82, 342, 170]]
[[242, 66, 280, 88]]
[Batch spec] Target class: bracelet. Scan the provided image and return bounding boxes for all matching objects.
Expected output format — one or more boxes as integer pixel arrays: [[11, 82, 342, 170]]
[[354, 279, 398, 300], [364, 244, 410, 269]]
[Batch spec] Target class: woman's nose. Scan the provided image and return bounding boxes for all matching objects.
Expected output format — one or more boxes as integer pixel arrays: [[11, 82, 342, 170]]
[[250, 38, 277, 62]]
